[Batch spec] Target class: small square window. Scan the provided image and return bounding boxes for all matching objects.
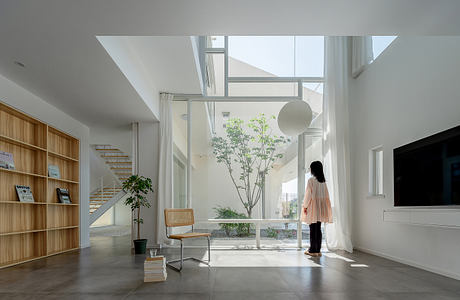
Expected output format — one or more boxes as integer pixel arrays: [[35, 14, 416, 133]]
[[369, 147, 384, 196]]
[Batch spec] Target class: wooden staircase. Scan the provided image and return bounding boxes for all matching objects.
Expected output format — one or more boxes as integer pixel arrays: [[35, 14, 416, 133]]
[[90, 187, 123, 214], [90, 145, 133, 217]]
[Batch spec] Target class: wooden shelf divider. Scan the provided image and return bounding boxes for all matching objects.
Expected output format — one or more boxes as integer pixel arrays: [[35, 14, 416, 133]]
[[0, 101, 80, 269]]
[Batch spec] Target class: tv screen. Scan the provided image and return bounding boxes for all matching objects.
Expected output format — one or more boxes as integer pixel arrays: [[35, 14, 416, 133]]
[[394, 125, 460, 206]]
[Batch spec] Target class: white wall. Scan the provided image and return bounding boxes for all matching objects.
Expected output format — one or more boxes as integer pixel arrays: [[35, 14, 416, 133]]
[[114, 199, 132, 226], [350, 36, 460, 279], [90, 125, 133, 156], [91, 207, 114, 227], [0, 74, 91, 248], [89, 148, 117, 192], [136, 122, 160, 246]]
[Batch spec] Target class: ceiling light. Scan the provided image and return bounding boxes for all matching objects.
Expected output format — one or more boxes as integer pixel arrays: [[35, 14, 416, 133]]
[[14, 61, 25, 68]]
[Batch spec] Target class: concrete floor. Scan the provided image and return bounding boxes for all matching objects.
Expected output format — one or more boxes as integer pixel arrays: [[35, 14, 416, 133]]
[[0, 235, 459, 299]]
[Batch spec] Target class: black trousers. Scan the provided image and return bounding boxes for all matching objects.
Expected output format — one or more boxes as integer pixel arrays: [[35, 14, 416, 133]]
[[309, 222, 322, 253]]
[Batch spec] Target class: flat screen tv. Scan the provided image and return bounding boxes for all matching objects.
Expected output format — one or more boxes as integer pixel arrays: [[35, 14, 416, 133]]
[[394, 125, 460, 207]]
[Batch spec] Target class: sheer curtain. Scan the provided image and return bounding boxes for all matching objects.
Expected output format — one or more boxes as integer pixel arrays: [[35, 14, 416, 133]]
[[351, 36, 373, 78], [156, 92, 174, 245], [323, 37, 353, 252]]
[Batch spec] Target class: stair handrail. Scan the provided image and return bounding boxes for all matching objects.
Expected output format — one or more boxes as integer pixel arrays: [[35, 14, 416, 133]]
[[98, 176, 120, 198]]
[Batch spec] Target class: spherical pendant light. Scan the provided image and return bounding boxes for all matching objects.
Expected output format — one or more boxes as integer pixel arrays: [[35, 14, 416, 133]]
[[277, 101, 313, 136]]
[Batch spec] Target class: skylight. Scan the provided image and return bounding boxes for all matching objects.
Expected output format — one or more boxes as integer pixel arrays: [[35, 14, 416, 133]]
[[372, 36, 397, 60], [227, 36, 324, 77]]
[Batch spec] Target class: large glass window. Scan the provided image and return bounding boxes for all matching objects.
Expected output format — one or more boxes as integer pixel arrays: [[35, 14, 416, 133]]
[[172, 101, 188, 209], [294, 36, 324, 77], [228, 36, 324, 78], [228, 36, 295, 77], [189, 101, 307, 247], [182, 35, 325, 248], [173, 154, 186, 208]]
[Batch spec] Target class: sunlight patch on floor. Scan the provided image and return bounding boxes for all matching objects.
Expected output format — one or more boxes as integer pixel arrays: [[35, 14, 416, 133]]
[[350, 264, 369, 268], [198, 250, 323, 267], [322, 252, 355, 262]]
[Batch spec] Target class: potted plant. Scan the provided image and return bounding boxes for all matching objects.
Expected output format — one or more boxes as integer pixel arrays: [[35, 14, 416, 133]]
[[122, 175, 153, 254]]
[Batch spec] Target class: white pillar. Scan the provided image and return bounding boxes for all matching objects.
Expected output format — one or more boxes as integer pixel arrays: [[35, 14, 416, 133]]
[[187, 99, 192, 209], [297, 134, 305, 249]]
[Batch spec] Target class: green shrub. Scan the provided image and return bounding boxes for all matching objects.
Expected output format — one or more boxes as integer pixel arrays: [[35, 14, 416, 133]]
[[214, 206, 251, 237], [266, 227, 278, 239]]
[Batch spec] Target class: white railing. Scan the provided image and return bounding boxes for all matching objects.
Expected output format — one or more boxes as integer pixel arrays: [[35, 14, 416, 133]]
[[99, 176, 117, 199], [205, 218, 301, 249]]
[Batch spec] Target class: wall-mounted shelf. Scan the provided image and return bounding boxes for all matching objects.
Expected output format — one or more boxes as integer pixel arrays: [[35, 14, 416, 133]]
[[0, 101, 80, 269], [383, 208, 460, 229]]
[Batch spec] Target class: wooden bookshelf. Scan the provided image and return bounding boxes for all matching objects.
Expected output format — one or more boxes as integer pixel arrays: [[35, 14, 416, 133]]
[[0, 102, 80, 268]]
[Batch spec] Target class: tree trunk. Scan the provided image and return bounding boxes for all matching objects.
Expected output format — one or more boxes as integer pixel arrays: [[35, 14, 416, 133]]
[[247, 209, 252, 235], [137, 207, 140, 240]]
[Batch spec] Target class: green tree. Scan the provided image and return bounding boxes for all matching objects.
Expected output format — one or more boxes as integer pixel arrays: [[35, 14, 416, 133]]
[[212, 114, 289, 218], [122, 175, 153, 240]]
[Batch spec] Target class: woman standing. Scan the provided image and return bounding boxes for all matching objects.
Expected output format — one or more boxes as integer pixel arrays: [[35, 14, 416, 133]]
[[301, 161, 333, 257]]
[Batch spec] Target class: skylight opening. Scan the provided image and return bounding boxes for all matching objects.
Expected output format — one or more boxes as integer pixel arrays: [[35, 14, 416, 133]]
[[372, 36, 397, 60]]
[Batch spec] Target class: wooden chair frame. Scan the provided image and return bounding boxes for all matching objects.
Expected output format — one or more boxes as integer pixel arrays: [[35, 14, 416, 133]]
[[164, 209, 211, 272]]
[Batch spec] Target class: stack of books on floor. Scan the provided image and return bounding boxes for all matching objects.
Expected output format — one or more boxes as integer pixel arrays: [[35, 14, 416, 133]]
[[144, 256, 167, 282]]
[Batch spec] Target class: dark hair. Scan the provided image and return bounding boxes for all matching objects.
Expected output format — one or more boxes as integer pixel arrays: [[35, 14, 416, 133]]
[[310, 161, 326, 183]]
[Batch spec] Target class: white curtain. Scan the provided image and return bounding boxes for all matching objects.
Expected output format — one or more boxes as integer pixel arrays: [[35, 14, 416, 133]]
[[351, 36, 373, 78], [156, 92, 174, 245], [323, 37, 353, 253]]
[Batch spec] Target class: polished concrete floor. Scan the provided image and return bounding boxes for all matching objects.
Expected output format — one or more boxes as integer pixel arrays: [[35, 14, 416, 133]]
[[0, 235, 459, 299]]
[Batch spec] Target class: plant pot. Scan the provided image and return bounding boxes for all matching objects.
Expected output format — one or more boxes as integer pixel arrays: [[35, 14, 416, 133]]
[[133, 239, 147, 254]]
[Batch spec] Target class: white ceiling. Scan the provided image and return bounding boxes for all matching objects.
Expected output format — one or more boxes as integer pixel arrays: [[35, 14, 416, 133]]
[[1, 0, 460, 127]]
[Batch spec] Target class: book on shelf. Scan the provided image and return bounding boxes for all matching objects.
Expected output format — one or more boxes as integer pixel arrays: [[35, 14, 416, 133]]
[[144, 256, 167, 282], [56, 188, 72, 204], [15, 185, 34, 202], [0, 151, 15, 170], [48, 165, 61, 179]]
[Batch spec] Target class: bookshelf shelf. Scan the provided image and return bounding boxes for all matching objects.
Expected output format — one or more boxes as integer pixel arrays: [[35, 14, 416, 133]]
[[47, 225, 79, 231], [0, 101, 80, 269], [0, 167, 47, 178], [48, 177, 79, 184], [0, 256, 46, 269], [0, 201, 46, 205], [47, 203, 79, 206], [0, 229, 47, 237], [0, 134, 47, 152], [48, 150, 79, 162], [47, 247, 79, 257]]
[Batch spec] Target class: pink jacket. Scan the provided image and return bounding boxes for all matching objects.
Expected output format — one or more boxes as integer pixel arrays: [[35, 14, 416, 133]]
[[301, 177, 333, 224]]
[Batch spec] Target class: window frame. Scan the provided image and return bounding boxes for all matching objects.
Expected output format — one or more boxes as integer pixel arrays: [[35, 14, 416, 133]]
[[200, 36, 324, 100], [369, 146, 385, 197]]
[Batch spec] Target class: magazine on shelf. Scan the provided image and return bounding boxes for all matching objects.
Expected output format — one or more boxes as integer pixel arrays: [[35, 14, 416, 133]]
[[56, 188, 72, 204], [15, 185, 35, 202], [0, 151, 15, 170], [48, 165, 61, 179]]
